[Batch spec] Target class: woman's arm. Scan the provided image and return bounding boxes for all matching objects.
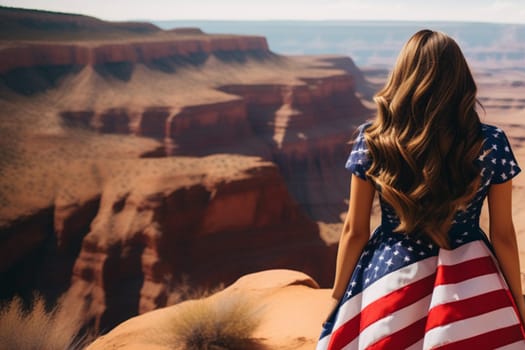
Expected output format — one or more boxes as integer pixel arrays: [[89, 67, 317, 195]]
[[488, 180, 525, 325], [325, 174, 375, 320]]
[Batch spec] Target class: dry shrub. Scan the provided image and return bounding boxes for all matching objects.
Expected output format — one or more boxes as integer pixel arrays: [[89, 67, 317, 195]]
[[166, 274, 225, 306], [0, 292, 91, 350], [172, 292, 263, 350]]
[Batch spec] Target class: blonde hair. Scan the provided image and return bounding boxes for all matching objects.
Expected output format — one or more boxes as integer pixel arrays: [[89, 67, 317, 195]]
[[364, 29, 483, 248]]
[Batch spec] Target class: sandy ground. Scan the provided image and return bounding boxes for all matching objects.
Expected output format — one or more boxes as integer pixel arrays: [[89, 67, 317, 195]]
[[87, 270, 332, 350]]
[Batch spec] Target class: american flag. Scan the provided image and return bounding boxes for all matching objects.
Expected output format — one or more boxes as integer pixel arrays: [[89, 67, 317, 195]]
[[316, 229, 525, 349]]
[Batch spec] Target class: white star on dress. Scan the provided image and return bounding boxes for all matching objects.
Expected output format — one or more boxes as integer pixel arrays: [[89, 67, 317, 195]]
[[341, 123, 521, 303]]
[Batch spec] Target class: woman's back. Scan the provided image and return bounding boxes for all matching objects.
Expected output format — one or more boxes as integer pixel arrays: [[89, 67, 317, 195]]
[[318, 121, 524, 349], [362, 29, 484, 248], [317, 29, 525, 350], [348, 122, 520, 241]]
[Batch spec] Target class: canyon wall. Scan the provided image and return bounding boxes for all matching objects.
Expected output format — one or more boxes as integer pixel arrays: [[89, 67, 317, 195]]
[[65, 156, 327, 331], [0, 7, 369, 332], [59, 74, 369, 220], [0, 36, 270, 74]]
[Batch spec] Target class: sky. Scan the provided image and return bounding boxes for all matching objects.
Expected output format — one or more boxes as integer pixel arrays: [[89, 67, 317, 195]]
[[1, 0, 524, 24]]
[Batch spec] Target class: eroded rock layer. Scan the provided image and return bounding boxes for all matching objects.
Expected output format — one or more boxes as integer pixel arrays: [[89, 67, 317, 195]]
[[0, 7, 370, 332]]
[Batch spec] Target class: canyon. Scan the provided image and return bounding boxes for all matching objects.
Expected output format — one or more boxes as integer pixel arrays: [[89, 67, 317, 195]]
[[0, 7, 371, 332], [2, 7, 524, 340]]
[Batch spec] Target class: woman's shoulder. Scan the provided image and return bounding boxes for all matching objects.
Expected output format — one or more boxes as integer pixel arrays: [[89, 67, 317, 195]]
[[346, 122, 374, 177], [478, 123, 521, 184], [480, 123, 511, 149], [480, 123, 505, 136], [358, 121, 373, 131], [353, 121, 373, 139]]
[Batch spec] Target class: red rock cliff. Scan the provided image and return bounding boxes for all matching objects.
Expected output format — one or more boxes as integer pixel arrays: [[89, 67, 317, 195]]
[[65, 156, 326, 330], [60, 73, 368, 220], [0, 36, 270, 74], [0, 7, 370, 334]]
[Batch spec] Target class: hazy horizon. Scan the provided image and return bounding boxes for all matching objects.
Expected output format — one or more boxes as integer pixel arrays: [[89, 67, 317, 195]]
[[1, 0, 524, 24], [155, 20, 525, 68]]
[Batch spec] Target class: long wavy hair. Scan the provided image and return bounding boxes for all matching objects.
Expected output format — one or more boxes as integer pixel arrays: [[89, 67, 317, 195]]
[[364, 29, 484, 248]]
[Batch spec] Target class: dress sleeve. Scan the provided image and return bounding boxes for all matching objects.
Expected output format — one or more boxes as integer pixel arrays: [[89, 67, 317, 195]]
[[490, 128, 521, 184], [345, 123, 372, 180]]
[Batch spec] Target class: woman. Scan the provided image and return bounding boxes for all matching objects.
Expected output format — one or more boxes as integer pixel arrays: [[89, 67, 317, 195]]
[[317, 29, 525, 349]]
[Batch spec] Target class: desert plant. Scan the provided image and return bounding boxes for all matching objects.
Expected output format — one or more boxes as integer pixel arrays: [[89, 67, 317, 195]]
[[0, 292, 91, 350], [166, 274, 225, 306], [172, 292, 263, 350]]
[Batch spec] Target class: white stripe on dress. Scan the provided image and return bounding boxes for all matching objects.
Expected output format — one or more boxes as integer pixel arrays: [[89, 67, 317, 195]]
[[429, 273, 506, 309], [357, 295, 432, 350], [496, 340, 525, 350], [333, 256, 437, 330], [423, 307, 520, 349], [315, 335, 330, 350], [437, 240, 490, 266]]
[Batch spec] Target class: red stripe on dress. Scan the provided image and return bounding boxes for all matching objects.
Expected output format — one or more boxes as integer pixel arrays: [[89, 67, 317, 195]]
[[327, 273, 435, 350], [426, 289, 513, 331], [327, 312, 360, 350], [367, 317, 427, 350], [359, 273, 435, 330], [432, 324, 524, 350], [434, 256, 497, 285], [504, 287, 525, 337]]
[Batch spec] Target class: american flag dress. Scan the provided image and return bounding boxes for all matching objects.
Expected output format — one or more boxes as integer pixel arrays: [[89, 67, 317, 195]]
[[316, 122, 525, 350]]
